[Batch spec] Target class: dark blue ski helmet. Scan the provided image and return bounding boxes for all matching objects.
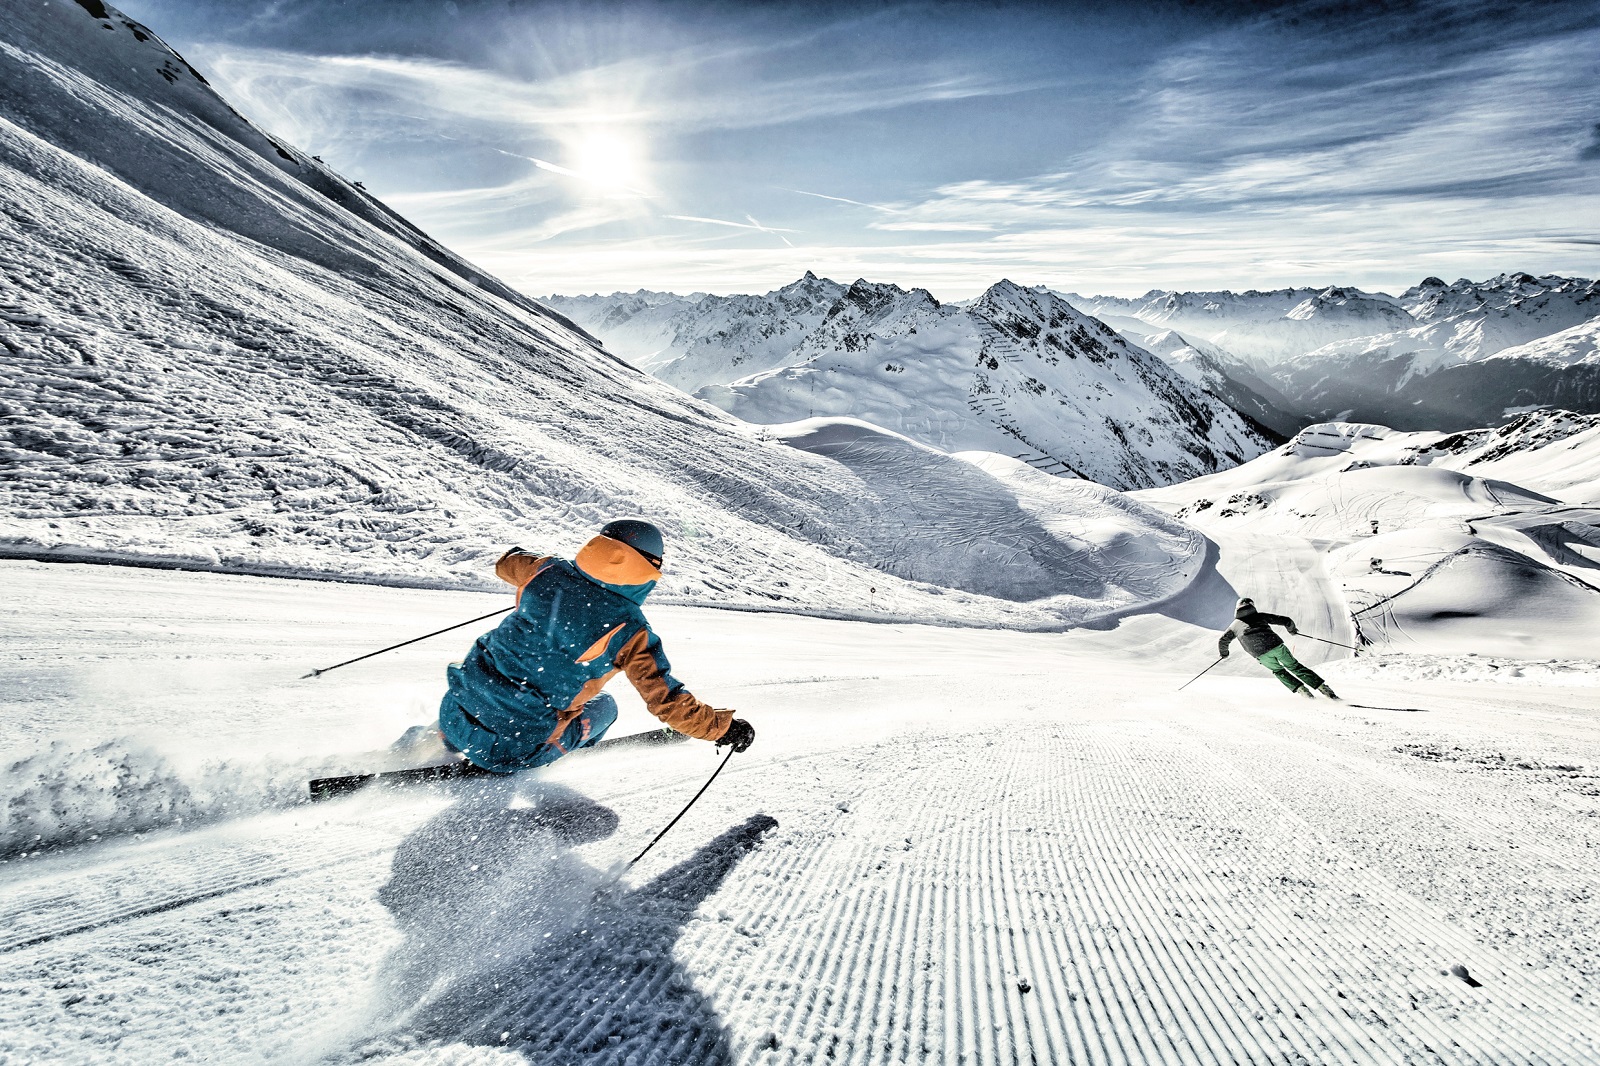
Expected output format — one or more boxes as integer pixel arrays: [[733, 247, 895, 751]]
[[600, 518, 665, 568]]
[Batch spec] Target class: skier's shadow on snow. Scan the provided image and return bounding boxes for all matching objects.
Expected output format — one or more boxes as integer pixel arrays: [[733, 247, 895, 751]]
[[369, 777, 776, 1065]]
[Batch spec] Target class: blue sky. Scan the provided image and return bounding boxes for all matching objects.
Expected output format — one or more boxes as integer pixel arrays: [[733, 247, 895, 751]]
[[119, 0, 1600, 299]]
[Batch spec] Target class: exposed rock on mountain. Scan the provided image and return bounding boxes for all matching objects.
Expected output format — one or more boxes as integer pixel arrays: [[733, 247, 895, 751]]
[[700, 280, 1276, 490]]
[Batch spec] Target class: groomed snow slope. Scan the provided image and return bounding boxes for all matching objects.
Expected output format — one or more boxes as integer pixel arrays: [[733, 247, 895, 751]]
[[0, 0, 1199, 630], [2, 560, 1597, 1065]]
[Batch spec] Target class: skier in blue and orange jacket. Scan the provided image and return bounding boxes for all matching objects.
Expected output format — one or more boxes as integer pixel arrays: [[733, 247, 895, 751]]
[[427, 519, 754, 773]]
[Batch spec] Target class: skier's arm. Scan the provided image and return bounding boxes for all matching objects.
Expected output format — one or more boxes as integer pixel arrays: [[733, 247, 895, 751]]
[[617, 628, 735, 742], [1217, 627, 1237, 657], [1257, 612, 1297, 634], [494, 547, 551, 592]]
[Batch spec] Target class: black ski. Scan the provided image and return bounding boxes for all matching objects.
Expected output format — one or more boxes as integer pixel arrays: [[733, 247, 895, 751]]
[[308, 727, 689, 802], [1348, 703, 1429, 713]]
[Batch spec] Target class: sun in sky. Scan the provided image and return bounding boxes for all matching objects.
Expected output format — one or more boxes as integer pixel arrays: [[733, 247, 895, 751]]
[[567, 129, 646, 192]]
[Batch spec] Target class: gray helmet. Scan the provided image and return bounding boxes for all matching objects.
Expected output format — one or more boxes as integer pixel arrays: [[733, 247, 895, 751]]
[[600, 518, 664, 568]]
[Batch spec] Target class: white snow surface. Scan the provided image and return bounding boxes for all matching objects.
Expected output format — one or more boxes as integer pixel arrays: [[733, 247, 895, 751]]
[[700, 280, 1275, 490], [1479, 313, 1600, 368], [1137, 413, 1600, 657], [0, 0, 1202, 630], [3, 553, 1598, 1064]]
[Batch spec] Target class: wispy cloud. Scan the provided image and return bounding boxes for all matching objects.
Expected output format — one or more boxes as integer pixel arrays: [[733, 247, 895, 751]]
[[666, 214, 795, 246], [156, 0, 1600, 298]]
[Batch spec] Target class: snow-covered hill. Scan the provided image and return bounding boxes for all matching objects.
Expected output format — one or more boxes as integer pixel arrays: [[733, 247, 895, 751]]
[[0, 0, 1199, 629], [556, 272, 1280, 483], [1136, 412, 1600, 657], [700, 280, 1277, 490]]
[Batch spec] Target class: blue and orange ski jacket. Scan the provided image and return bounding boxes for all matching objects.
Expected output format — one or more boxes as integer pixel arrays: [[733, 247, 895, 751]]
[[438, 536, 733, 771]]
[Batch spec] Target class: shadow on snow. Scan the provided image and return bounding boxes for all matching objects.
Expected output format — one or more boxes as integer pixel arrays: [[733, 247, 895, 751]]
[[360, 778, 776, 1065]]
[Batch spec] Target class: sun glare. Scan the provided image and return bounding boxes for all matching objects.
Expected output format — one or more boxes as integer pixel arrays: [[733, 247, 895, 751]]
[[571, 130, 645, 192]]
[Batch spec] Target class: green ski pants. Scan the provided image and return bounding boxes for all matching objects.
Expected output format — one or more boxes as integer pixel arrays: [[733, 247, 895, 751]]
[[1256, 645, 1325, 692]]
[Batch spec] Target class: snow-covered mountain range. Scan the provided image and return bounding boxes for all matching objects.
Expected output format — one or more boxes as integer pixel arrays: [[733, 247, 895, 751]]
[[0, 0, 1199, 629], [1063, 285, 1416, 369], [707, 280, 1278, 490], [1065, 274, 1600, 429], [545, 272, 847, 392], [553, 277, 1281, 490]]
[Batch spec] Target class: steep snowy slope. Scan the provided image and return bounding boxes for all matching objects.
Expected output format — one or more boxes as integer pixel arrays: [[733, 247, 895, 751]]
[[1121, 327, 1303, 437], [0, 0, 1197, 629], [1064, 286, 1414, 367], [701, 280, 1276, 491]]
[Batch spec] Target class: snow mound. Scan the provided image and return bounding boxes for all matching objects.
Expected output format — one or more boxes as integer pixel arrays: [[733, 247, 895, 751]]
[[767, 418, 1203, 613], [1334, 528, 1600, 658]]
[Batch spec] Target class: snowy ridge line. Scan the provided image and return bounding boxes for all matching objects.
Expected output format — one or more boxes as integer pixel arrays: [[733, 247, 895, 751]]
[[1140, 721, 1597, 1060]]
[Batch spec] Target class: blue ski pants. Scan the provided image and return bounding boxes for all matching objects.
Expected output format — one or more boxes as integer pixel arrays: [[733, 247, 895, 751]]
[[440, 692, 618, 773]]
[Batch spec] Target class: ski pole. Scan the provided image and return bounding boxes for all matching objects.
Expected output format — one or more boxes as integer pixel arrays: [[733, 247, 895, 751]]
[[1297, 633, 1358, 651], [301, 606, 513, 679], [628, 746, 736, 868], [1177, 655, 1226, 692]]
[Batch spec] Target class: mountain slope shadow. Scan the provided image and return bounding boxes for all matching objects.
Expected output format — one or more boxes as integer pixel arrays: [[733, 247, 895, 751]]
[[361, 780, 777, 1065]]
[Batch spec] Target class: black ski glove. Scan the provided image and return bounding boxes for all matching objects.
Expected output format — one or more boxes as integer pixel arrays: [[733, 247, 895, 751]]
[[717, 718, 755, 753], [1218, 646, 1230, 658], [1286, 623, 1299, 635]]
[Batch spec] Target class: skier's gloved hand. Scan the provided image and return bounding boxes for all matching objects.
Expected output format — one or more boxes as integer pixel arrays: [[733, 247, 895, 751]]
[[717, 718, 755, 753], [1218, 647, 1230, 658], [1286, 623, 1299, 635]]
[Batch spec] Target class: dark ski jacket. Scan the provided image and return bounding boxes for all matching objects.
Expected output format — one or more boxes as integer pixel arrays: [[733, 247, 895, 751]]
[[438, 539, 732, 772], [1218, 606, 1297, 658]]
